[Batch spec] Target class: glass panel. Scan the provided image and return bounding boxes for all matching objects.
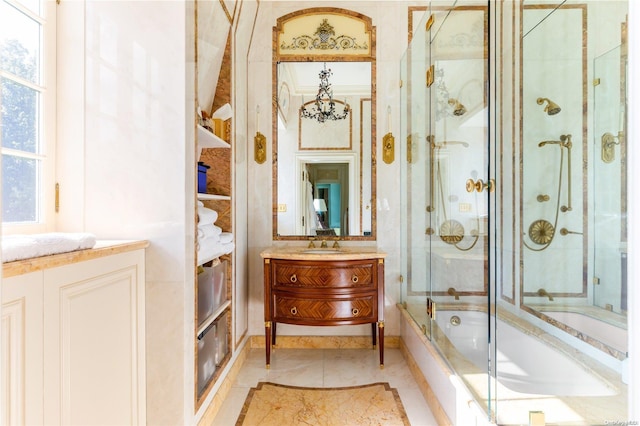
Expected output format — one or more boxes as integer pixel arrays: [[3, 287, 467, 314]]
[[513, 2, 628, 424], [1, 77, 40, 153], [0, 0, 41, 85], [2, 154, 38, 222], [593, 46, 627, 316], [400, 7, 434, 337], [429, 0, 491, 415]]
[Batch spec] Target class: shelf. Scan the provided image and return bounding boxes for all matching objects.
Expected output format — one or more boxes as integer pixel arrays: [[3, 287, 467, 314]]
[[197, 242, 235, 266], [197, 193, 231, 201], [197, 124, 230, 149], [197, 300, 231, 336]]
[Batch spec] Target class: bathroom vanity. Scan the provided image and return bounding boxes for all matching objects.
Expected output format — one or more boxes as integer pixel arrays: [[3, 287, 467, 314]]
[[261, 246, 386, 367]]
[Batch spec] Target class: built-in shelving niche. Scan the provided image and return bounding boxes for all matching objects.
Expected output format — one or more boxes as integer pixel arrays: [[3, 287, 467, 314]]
[[195, 123, 233, 409]]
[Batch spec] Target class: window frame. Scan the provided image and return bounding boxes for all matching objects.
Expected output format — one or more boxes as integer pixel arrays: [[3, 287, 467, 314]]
[[1, 0, 56, 235]]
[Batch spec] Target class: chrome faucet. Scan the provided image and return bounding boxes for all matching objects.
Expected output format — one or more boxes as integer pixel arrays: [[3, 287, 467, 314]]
[[537, 288, 554, 301], [447, 287, 460, 300]]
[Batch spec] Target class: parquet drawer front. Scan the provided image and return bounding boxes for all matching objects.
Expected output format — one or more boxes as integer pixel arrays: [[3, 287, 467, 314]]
[[262, 252, 385, 367], [273, 293, 376, 323], [272, 260, 375, 290]]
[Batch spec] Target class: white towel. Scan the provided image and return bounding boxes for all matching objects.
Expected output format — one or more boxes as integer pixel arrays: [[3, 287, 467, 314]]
[[2, 232, 97, 263], [197, 240, 234, 264], [197, 224, 222, 241], [219, 232, 233, 244], [197, 206, 218, 224]]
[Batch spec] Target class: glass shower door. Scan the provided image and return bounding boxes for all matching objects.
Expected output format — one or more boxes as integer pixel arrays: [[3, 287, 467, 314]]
[[400, 6, 434, 335], [427, 0, 493, 415], [400, 0, 494, 420]]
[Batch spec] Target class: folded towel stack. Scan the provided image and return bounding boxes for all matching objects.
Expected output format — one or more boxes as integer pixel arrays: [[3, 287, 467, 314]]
[[197, 205, 234, 264], [2, 232, 97, 263]]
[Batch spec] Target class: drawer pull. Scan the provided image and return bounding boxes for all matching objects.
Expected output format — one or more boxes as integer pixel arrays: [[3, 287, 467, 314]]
[[351, 275, 359, 283], [290, 307, 298, 315], [352, 308, 360, 316], [290, 274, 298, 283]]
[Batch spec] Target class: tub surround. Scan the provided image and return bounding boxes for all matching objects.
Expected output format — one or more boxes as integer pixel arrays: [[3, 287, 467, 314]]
[[528, 304, 628, 359], [401, 303, 627, 425]]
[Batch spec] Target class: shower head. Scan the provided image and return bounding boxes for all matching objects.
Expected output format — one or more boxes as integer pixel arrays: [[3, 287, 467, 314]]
[[536, 97, 561, 115], [447, 98, 467, 116]]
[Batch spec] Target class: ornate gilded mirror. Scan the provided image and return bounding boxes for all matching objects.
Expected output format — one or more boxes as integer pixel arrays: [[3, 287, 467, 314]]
[[272, 8, 376, 240]]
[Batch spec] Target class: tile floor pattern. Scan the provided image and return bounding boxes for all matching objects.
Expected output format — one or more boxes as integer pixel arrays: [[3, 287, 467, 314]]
[[211, 348, 438, 426]]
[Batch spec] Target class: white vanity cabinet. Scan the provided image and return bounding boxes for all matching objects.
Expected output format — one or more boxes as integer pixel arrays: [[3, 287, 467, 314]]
[[2, 271, 44, 425], [1, 243, 147, 425]]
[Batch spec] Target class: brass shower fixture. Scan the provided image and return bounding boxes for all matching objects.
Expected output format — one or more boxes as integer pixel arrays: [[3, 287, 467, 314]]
[[447, 98, 467, 116], [537, 288, 554, 301], [536, 97, 561, 115]]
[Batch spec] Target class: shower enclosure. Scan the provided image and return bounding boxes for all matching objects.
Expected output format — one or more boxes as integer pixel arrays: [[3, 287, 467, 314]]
[[400, 1, 629, 424]]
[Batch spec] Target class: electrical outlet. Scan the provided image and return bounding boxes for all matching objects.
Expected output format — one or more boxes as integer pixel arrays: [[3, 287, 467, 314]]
[[277, 204, 287, 212], [459, 203, 472, 212]]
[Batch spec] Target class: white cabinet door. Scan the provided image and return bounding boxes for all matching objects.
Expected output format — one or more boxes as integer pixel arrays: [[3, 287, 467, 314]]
[[1, 271, 43, 426], [43, 250, 146, 425]]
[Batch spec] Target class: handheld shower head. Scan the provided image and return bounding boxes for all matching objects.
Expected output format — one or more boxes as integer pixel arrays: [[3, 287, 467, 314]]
[[537, 97, 561, 115], [447, 98, 467, 116]]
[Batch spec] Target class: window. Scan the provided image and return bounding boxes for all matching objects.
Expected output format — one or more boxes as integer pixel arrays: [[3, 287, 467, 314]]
[[1, 0, 55, 233]]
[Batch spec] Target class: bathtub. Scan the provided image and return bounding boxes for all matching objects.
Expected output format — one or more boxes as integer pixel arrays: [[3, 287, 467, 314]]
[[435, 310, 616, 396]]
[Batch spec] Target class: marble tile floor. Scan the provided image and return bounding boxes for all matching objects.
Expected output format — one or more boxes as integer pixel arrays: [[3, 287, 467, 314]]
[[210, 348, 439, 426]]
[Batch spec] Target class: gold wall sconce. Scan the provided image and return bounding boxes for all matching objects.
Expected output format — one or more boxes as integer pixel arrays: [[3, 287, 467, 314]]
[[255, 132, 266, 164], [601, 131, 623, 163], [383, 106, 394, 164], [254, 105, 266, 164], [383, 133, 394, 164]]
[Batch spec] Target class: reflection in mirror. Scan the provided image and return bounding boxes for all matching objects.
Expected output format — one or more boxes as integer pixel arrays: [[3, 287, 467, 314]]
[[520, 1, 628, 358], [275, 61, 374, 239]]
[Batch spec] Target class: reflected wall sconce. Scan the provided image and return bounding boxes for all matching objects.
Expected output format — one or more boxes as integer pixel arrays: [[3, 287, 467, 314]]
[[383, 105, 395, 164], [255, 105, 266, 164]]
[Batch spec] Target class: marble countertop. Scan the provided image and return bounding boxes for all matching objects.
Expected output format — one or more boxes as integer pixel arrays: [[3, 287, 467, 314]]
[[3, 240, 149, 278], [260, 245, 386, 261]]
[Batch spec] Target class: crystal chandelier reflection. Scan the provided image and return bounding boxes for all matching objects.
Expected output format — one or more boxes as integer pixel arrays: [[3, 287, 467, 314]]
[[300, 63, 350, 123]]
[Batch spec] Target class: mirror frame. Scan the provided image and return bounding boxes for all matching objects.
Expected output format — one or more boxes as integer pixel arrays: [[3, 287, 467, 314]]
[[272, 8, 377, 241]]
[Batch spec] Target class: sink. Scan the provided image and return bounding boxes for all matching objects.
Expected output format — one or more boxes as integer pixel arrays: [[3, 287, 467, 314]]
[[303, 249, 343, 254]]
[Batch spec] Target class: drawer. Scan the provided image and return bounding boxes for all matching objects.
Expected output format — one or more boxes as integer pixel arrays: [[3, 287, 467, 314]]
[[273, 293, 376, 323], [272, 260, 375, 290]]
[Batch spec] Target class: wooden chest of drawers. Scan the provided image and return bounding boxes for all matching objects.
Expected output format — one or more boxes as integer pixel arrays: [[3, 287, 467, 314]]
[[261, 251, 385, 367]]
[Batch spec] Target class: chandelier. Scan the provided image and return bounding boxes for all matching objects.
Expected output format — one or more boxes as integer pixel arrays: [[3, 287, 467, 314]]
[[300, 63, 350, 123]]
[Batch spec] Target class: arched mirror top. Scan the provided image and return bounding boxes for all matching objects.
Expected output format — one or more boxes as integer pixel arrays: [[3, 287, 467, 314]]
[[274, 8, 375, 60], [272, 8, 377, 241]]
